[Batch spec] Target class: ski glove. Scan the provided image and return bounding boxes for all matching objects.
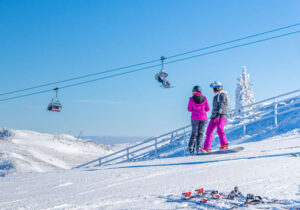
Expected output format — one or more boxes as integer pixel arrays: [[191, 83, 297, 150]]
[[212, 113, 220, 123]]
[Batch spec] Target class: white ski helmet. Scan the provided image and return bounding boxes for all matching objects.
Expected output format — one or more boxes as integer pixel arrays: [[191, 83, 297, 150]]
[[210, 81, 223, 90]]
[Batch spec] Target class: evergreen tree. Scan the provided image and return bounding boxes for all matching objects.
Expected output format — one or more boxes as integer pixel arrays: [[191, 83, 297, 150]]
[[235, 66, 255, 113]]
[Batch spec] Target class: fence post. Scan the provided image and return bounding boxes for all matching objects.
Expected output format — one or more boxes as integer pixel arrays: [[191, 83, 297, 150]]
[[242, 105, 246, 120], [183, 129, 187, 156], [99, 159, 102, 167], [274, 97, 278, 127], [126, 148, 130, 161], [155, 138, 158, 158], [243, 124, 247, 136], [170, 132, 174, 144]]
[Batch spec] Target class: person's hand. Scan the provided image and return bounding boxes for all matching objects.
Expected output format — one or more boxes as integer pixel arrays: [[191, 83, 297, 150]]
[[213, 117, 219, 124], [213, 113, 220, 123]]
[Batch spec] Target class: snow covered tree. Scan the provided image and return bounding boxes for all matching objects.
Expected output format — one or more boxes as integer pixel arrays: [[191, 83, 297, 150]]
[[235, 66, 255, 113]]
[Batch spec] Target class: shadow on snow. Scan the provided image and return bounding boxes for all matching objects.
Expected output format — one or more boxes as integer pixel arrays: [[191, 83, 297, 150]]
[[86, 151, 300, 171]]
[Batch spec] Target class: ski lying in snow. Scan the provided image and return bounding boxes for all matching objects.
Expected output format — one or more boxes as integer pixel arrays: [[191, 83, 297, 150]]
[[167, 188, 243, 209], [165, 187, 297, 209], [291, 153, 300, 157], [229, 199, 292, 209], [196, 147, 244, 156]]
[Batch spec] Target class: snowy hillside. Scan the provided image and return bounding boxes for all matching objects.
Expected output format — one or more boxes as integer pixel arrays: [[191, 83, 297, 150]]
[[0, 130, 299, 209], [83, 136, 147, 145], [0, 129, 112, 175], [0, 93, 299, 209], [94, 95, 298, 165], [144, 94, 300, 160]]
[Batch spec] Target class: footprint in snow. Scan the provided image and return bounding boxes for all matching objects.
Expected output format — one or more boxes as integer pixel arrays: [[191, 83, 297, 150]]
[[55, 182, 74, 188]]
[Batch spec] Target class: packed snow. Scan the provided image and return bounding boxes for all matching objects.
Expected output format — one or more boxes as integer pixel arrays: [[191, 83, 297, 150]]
[[82, 136, 147, 146], [0, 130, 300, 209], [0, 92, 299, 209], [0, 129, 112, 175]]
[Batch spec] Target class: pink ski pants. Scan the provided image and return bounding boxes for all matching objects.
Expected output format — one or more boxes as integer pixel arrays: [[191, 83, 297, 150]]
[[204, 117, 228, 149]]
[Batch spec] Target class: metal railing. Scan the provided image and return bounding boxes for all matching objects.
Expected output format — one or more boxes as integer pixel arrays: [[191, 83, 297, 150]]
[[74, 89, 300, 169], [74, 125, 191, 168]]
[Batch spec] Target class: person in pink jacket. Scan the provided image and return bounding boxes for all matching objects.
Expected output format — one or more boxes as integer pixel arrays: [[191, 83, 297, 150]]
[[187, 86, 210, 155]]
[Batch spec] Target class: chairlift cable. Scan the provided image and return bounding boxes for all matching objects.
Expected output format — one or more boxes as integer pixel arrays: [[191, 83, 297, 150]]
[[0, 22, 300, 97], [0, 64, 161, 102], [59, 64, 162, 90], [0, 59, 161, 97], [0, 29, 300, 102], [167, 22, 300, 59], [165, 30, 300, 65]]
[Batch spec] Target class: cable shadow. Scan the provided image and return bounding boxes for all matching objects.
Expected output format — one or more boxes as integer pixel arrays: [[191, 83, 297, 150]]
[[86, 151, 300, 171]]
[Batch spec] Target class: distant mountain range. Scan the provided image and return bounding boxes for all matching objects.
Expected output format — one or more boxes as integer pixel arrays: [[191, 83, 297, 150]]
[[82, 136, 148, 145]]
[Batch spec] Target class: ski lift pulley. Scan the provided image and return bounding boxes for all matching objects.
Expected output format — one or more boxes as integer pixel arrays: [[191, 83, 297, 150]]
[[160, 56, 166, 71]]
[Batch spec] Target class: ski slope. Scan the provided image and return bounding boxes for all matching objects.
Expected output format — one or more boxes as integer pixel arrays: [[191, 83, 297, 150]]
[[86, 93, 299, 165], [0, 92, 299, 209], [0, 129, 112, 175], [0, 129, 300, 209]]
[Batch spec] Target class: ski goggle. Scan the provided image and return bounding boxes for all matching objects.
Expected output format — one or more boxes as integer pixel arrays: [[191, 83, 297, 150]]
[[210, 84, 223, 89]]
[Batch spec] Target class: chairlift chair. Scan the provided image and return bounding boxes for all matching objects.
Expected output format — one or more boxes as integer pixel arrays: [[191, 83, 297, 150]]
[[48, 88, 62, 112], [155, 56, 172, 88]]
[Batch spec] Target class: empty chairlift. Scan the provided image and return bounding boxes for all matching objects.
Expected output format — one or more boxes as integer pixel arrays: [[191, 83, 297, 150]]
[[47, 88, 62, 112]]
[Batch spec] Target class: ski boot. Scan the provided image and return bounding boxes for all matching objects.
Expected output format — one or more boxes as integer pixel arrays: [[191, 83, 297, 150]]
[[182, 192, 192, 200], [163, 80, 171, 88], [195, 188, 205, 196], [211, 190, 221, 199], [188, 147, 194, 156], [198, 198, 209, 203], [199, 148, 211, 153], [197, 146, 204, 154], [219, 144, 228, 151], [227, 186, 242, 200], [245, 194, 263, 205]]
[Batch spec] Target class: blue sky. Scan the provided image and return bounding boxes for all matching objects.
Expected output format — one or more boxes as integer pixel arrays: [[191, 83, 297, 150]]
[[0, 0, 300, 137]]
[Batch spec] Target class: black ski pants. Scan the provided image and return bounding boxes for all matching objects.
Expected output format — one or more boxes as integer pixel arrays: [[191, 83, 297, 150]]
[[188, 120, 207, 151]]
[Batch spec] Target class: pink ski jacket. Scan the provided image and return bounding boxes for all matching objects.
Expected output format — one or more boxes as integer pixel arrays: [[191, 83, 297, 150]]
[[188, 92, 210, 121]]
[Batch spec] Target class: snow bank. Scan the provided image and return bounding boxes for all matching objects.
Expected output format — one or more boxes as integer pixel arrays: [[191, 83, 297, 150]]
[[154, 95, 300, 159], [0, 131, 299, 209], [0, 129, 112, 174]]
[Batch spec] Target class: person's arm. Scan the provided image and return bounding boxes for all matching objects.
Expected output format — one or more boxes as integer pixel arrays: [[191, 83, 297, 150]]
[[205, 97, 210, 112], [217, 93, 228, 115], [155, 72, 160, 80], [188, 98, 193, 112]]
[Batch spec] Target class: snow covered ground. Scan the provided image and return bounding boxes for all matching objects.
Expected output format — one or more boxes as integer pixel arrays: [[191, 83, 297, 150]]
[[0, 129, 299, 209], [82, 136, 147, 146], [0, 129, 112, 174], [0, 94, 299, 209]]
